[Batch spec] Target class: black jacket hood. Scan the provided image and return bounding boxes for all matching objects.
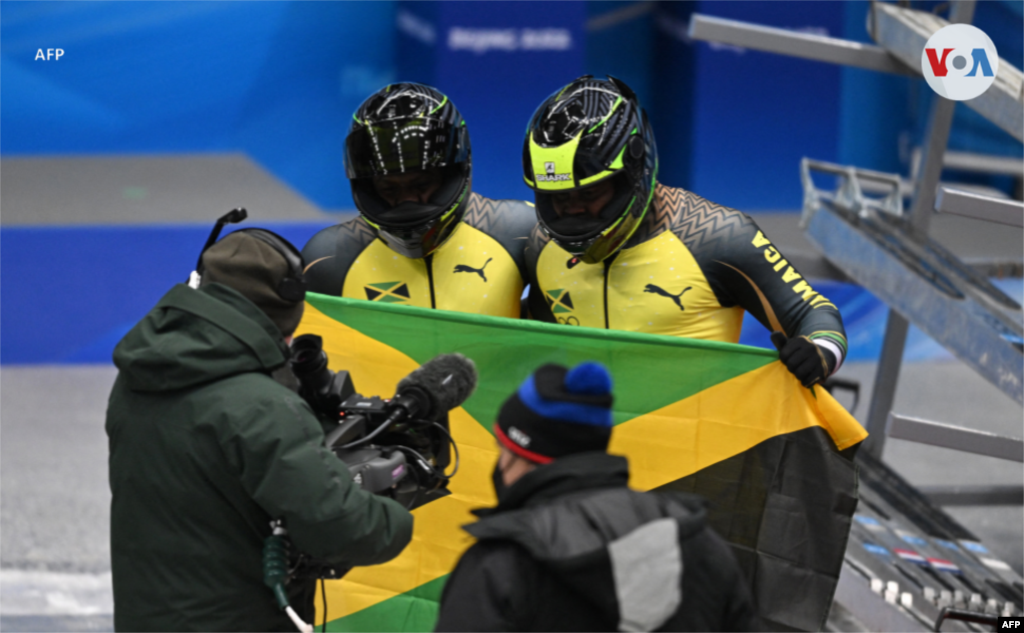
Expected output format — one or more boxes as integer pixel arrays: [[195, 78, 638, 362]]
[[466, 452, 708, 626], [113, 283, 290, 392]]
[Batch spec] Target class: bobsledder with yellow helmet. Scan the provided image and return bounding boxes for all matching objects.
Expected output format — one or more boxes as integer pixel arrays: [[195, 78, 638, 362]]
[[523, 76, 849, 388], [303, 83, 535, 318], [523, 75, 657, 265]]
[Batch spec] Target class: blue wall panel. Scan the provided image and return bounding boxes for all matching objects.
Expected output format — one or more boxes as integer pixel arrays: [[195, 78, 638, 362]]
[[395, 1, 586, 203], [685, 2, 844, 212], [0, 222, 331, 364], [585, 1, 654, 109], [1, 1, 396, 210]]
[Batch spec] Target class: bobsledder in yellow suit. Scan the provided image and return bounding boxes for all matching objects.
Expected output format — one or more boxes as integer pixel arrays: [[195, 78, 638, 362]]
[[303, 193, 535, 318], [526, 183, 849, 370]]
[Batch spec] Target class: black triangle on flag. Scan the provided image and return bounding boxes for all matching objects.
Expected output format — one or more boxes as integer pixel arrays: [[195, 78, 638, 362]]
[[653, 426, 859, 631], [393, 283, 410, 298], [561, 292, 574, 310], [365, 288, 382, 301]]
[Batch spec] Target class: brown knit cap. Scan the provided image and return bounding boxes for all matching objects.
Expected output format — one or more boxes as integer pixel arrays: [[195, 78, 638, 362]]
[[199, 231, 305, 336]]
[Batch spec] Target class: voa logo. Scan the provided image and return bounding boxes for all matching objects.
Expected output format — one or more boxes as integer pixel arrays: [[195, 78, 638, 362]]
[[921, 23, 998, 101]]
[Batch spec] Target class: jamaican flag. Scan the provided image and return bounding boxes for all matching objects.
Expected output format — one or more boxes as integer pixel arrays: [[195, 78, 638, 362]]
[[295, 294, 867, 632]]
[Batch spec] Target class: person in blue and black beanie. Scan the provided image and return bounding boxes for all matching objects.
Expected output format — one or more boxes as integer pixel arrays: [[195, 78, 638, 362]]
[[435, 362, 760, 633]]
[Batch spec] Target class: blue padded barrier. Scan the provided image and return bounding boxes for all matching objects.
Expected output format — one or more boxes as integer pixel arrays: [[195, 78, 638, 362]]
[[0, 222, 332, 364]]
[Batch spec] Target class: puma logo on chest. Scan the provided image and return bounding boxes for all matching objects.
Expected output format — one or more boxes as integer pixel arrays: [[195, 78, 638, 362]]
[[453, 258, 493, 282], [643, 284, 692, 311]]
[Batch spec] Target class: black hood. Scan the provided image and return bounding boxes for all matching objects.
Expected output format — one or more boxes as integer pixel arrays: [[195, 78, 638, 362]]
[[465, 452, 708, 629]]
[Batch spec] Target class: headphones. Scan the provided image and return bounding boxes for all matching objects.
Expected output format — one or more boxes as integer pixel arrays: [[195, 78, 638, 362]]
[[194, 208, 308, 302]]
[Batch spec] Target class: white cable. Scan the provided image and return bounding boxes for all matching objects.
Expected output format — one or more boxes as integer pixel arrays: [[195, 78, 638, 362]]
[[285, 606, 313, 633], [271, 522, 313, 633]]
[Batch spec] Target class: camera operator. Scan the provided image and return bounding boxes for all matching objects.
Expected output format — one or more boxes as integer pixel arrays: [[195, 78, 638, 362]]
[[106, 229, 413, 631], [434, 362, 760, 632]]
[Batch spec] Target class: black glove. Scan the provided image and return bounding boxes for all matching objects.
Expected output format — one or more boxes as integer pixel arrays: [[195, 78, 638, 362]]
[[770, 332, 836, 388]]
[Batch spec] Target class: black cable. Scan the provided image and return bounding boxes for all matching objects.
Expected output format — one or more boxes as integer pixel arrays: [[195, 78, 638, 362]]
[[320, 576, 327, 633], [394, 445, 436, 478], [430, 422, 460, 479], [337, 413, 398, 450]]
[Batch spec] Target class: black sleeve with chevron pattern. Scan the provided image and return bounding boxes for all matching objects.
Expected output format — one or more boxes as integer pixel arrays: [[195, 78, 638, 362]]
[[668, 188, 848, 361]]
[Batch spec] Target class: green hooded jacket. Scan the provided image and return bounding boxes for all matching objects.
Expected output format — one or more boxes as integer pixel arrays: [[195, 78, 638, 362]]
[[107, 283, 413, 631]]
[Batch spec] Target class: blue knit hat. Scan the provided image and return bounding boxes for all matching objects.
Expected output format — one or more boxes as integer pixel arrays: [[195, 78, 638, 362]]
[[495, 362, 614, 464]]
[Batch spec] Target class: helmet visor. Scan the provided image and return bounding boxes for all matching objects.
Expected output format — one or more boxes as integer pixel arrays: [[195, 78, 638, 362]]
[[346, 118, 468, 179], [536, 175, 633, 242]]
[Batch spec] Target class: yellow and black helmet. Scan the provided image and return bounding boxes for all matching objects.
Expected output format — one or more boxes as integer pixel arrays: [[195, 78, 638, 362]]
[[523, 76, 658, 264], [346, 83, 471, 258]]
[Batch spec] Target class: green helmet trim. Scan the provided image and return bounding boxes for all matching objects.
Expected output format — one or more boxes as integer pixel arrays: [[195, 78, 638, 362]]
[[579, 163, 659, 264], [429, 94, 449, 115], [529, 131, 583, 191], [524, 174, 536, 187], [528, 131, 585, 190], [599, 204, 629, 237], [438, 184, 468, 221], [587, 95, 623, 134], [578, 144, 627, 187]]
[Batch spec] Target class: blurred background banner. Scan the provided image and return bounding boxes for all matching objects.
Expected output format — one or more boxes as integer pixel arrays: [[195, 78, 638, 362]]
[[1, 0, 1021, 365], [4, 1, 1019, 211], [395, 1, 586, 202], [0, 1, 396, 210]]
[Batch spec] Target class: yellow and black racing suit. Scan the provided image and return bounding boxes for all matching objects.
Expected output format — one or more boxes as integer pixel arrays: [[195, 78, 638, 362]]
[[303, 193, 536, 318], [526, 183, 848, 369]]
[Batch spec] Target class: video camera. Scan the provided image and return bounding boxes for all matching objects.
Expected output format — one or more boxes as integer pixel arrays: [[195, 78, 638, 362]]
[[290, 334, 475, 511]]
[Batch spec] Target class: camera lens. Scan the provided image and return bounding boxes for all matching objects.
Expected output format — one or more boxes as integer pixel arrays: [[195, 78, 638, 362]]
[[290, 333, 337, 401], [291, 335, 328, 379]]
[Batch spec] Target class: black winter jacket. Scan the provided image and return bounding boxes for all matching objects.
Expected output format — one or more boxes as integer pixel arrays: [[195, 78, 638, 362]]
[[435, 452, 759, 632]]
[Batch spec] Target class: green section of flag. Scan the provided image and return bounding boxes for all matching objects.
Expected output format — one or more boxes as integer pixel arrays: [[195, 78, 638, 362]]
[[328, 575, 447, 632], [306, 294, 775, 427]]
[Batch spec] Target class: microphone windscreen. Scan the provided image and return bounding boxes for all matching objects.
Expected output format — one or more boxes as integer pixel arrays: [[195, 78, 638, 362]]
[[396, 353, 478, 418]]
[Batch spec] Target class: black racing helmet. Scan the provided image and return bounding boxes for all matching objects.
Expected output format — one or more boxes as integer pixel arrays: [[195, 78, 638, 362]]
[[345, 83, 471, 259], [523, 76, 658, 264]]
